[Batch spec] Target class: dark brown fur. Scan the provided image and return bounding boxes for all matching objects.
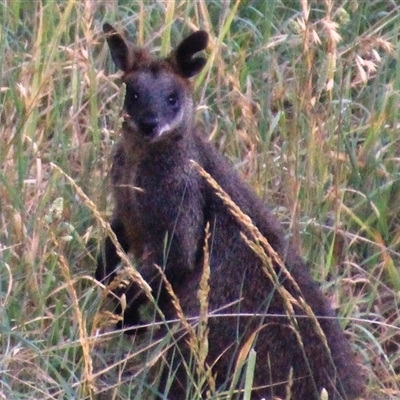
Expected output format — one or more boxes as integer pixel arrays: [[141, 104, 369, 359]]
[[96, 24, 364, 400]]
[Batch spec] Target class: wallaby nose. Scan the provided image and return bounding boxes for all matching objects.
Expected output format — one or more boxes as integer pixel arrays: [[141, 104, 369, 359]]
[[139, 115, 159, 136]]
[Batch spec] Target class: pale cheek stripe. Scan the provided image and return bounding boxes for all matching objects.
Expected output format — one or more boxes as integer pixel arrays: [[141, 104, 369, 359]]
[[157, 109, 184, 137]]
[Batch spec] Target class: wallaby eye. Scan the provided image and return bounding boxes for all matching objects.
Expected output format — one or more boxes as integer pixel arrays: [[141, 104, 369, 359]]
[[124, 88, 139, 112], [126, 89, 139, 102], [167, 93, 179, 107]]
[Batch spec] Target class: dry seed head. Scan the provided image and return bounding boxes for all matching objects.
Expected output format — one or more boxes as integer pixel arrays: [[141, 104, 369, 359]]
[[191, 160, 331, 357]]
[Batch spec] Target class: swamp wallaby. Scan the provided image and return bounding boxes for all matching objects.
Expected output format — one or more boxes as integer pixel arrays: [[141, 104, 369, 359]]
[[96, 23, 364, 400]]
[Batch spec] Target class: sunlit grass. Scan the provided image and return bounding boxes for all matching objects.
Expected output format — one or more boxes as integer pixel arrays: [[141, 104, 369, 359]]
[[1, 0, 400, 398]]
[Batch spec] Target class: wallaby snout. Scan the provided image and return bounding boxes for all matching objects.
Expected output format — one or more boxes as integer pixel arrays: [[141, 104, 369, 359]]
[[138, 114, 160, 137]]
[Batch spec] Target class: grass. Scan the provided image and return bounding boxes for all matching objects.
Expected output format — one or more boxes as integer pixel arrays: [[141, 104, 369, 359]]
[[1, 0, 400, 398]]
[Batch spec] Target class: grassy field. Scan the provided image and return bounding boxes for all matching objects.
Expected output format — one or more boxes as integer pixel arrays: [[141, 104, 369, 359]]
[[1, 0, 400, 398]]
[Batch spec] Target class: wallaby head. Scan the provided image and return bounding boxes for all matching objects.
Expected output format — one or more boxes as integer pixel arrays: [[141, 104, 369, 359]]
[[103, 23, 208, 142]]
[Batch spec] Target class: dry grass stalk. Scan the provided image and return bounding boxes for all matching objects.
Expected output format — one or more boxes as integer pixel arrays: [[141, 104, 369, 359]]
[[197, 222, 211, 363], [50, 163, 154, 308], [154, 245, 216, 397], [190, 160, 331, 357], [46, 219, 95, 397]]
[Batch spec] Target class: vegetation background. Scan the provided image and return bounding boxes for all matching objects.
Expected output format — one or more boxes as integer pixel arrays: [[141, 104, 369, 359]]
[[1, 0, 400, 398]]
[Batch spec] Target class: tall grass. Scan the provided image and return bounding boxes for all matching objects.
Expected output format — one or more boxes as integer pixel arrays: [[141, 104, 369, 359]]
[[1, 0, 400, 398]]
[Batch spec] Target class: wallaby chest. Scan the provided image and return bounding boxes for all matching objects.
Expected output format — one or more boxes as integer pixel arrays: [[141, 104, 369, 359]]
[[111, 135, 201, 256]]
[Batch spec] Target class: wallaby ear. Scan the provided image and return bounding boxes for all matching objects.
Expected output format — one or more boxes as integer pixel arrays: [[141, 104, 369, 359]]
[[175, 31, 208, 78], [103, 23, 133, 72]]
